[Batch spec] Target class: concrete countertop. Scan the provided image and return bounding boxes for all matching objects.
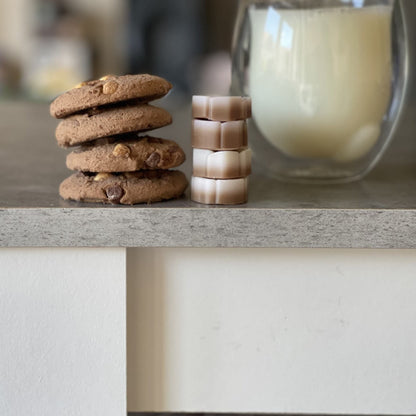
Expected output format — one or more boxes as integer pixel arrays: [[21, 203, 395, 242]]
[[1, 100, 416, 248]]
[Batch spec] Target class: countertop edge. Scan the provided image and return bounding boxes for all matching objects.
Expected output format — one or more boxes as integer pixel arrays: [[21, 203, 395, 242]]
[[1, 207, 415, 248]]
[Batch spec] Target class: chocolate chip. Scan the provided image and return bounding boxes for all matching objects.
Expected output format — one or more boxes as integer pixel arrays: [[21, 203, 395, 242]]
[[105, 185, 124, 203], [168, 146, 177, 154], [145, 152, 161, 168]]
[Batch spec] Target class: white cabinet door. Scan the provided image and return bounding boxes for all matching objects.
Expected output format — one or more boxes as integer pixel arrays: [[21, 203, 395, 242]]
[[128, 248, 416, 415], [0, 248, 126, 416]]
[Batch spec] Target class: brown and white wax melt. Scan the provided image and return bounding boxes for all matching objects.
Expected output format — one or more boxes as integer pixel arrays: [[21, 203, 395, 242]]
[[191, 95, 252, 205], [192, 119, 248, 150], [193, 149, 252, 179], [191, 177, 248, 205], [192, 96, 252, 121]]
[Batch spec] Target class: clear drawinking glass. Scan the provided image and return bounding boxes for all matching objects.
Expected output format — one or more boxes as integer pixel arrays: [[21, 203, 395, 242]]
[[231, 0, 408, 183]]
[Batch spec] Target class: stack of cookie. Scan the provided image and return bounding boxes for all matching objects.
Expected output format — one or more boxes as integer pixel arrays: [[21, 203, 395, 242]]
[[190, 96, 252, 205], [50, 74, 188, 205]]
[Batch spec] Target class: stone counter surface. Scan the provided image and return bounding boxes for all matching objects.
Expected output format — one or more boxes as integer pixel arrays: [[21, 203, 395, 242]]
[[1, 101, 416, 248]]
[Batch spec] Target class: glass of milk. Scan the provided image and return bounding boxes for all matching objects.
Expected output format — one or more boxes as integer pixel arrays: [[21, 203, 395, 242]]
[[231, 0, 408, 183]]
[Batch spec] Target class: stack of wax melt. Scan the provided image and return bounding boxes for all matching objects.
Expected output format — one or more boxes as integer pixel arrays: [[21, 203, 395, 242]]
[[191, 96, 252, 205]]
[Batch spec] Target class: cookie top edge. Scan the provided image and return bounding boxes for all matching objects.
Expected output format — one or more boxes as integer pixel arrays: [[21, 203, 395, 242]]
[[50, 74, 172, 118]]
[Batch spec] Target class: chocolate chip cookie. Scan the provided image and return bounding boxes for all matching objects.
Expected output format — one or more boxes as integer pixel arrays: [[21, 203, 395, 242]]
[[55, 104, 172, 147], [60, 170, 188, 205], [50, 74, 172, 118], [66, 136, 186, 172]]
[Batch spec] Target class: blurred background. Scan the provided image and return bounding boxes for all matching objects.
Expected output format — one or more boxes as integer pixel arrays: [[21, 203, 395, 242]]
[[0, 0, 238, 102]]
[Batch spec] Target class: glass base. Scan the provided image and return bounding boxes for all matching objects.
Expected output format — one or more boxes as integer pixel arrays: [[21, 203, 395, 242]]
[[250, 123, 369, 184], [257, 165, 366, 185]]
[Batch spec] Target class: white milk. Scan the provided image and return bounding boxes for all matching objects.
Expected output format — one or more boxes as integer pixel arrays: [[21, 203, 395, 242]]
[[249, 6, 392, 162]]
